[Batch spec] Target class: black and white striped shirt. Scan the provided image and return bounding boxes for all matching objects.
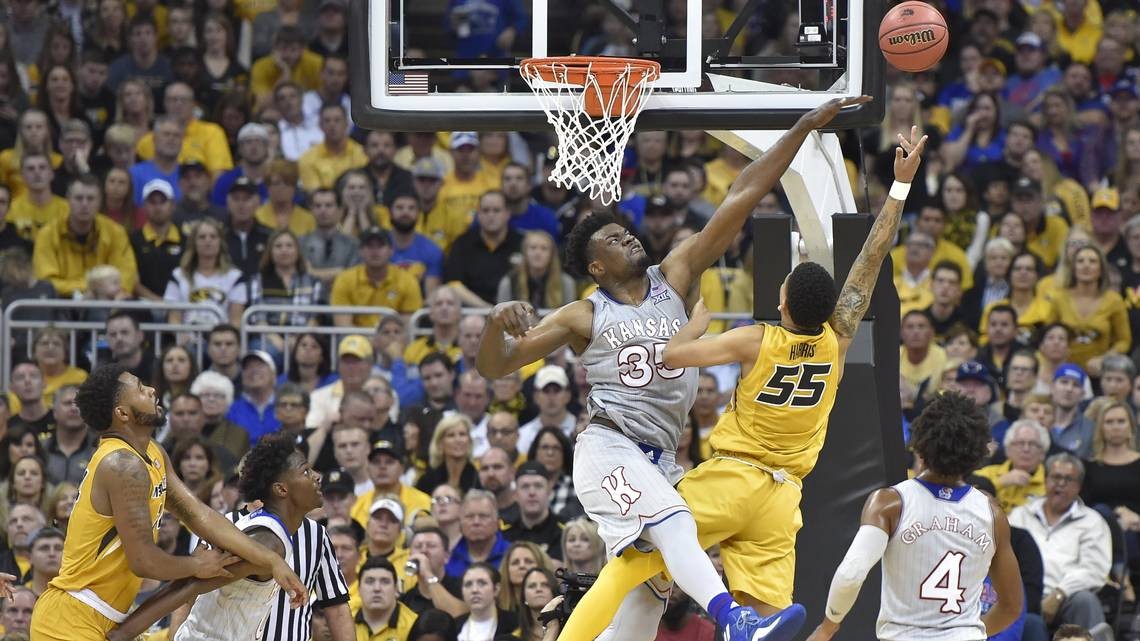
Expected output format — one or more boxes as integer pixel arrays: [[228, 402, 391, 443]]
[[190, 511, 350, 641]]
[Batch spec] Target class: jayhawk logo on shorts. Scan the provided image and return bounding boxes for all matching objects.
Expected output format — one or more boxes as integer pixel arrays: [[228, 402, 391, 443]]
[[601, 466, 642, 516]]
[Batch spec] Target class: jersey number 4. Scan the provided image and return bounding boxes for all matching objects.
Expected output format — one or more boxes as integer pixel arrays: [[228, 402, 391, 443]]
[[920, 551, 967, 614], [754, 363, 832, 407]]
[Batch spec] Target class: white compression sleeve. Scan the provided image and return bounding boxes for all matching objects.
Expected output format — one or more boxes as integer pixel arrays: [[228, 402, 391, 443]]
[[824, 525, 890, 623]]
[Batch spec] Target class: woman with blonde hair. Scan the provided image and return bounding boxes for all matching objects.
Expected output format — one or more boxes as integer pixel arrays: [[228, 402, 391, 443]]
[[1046, 243, 1130, 375], [164, 219, 247, 326], [254, 159, 315, 234], [1035, 225, 1093, 302], [961, 236, 1015, 329], [496, 541, 554, 613], [415, 413, 479, 494], [100, 124, 139, 170], [561, 517, 606, 575], [1082, 400, 1140, 583], [1021, 147, 1091, 232], [337, 169, 390, 237], [30, 327, 88, 408], [497, 231, 575, 309], [114, 78, 153, 141], [42, 481, 78, 531], [1112, 126, 1140, 189], [0, 110, 61, 199]]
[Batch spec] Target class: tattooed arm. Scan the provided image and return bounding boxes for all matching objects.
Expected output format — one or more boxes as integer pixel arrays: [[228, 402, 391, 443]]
[[830, 128, 927, 367]]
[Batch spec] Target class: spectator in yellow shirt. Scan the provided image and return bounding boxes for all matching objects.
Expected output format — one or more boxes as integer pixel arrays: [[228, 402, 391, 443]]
[[135, 82, 233, 174], [895, 231, 937, 315], [331, 228, 423, 328], [250, 26, 323, 107], [975, 419, 1049, 513], [404, 286, 463, 366], [899, 310, 947, 394], [1053, 0, 1102, 64], [891, 205, 975, 290], [0, 109, 63, 201], [255, 159, 316, 235], [33, 175, 138, 297], [438, 132, 498, 230], [1012, 176, 1069, 270], [354, 557, 418, 640], [299, 104, 367, 192], [8, 153, 69, 242], [412, 158, 471, 253], [1046, 244, 1131, 374], [701, 145, 749, 207], [475, 132, 509, 189]]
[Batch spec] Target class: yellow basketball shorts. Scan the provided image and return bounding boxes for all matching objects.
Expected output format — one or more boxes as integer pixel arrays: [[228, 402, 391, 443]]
[[677, 456, 804, 608], [30, 587, 118, 641]]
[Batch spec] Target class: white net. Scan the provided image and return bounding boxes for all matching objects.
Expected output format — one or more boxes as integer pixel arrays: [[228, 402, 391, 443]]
[[520, 58, 659, 206]]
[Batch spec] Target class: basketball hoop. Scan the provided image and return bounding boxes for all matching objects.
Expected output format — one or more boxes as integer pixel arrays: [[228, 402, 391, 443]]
[[520, 57, 661, 206]]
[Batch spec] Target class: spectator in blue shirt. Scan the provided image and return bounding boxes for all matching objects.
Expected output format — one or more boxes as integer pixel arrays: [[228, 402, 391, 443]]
[[445, 490, 512, 579], [389, 192, 444, 295], [446, 0, 528, 60], [130, 116, 183, 205], [108, 14, 172, 97], [501, 163, 560, 241], [1004, 32, 1061, 112], [211, 123, 272, 206], [943, 91, 1007, 171], [226, 350, 281, 443]]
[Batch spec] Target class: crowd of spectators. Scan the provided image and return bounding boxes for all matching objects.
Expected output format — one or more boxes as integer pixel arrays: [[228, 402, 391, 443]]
[[0, 0, 1135, 640]]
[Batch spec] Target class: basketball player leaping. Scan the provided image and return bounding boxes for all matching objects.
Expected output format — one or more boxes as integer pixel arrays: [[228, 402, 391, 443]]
[[805, 391, 1023, 641], [478, 94, 871, 641], [554, 127, 929, 641], [106, 434, 325, 641], [28, 364, 306, 641]]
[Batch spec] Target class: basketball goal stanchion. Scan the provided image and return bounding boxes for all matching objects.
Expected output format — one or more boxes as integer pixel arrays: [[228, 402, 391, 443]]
[[520, 57, 660, 206]]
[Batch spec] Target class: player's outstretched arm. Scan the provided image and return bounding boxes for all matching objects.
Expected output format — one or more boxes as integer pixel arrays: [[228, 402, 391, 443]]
[[662, 298, 763, 369], [661, 96, 872, 302], [828, 127, 926, 344], [983, 501, 1024, 637], [806, 488, 901, 641], [107, 530, 285, 641], [162, 450, 307, 607], [476, 300, 591, 378]]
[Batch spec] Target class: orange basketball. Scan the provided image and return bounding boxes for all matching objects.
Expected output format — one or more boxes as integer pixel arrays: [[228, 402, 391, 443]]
[[878, 1, 949, 72]]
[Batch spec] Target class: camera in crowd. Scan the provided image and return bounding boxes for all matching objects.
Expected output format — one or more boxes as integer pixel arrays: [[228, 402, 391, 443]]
[[538, 568, 597, 626]]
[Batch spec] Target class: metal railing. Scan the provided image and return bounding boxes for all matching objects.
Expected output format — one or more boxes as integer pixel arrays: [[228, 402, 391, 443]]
[[1, 300, 227, 392], [240, 305, 399, 374]]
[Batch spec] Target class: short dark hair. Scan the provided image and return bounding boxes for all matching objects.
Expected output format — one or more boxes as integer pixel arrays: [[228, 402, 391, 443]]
[[75, 363, 131, 432], [463, 562, 501, 585], [79, 49, 108, 66], [129, 13, 158, 33], [1007, 119, 1037, 139], [419, 352, 454, 373], [170, 392, 202, 408], [237, 433, 300, 503], [276, 382, 310, 408], [67, 174, 102, 196], [931, 260, 962, 282], [987, 303, 1018, 325], [207, 324, 240, 341], [359, 556, 397, 583], [1052, 624, 1093, 641], [275, 25, 306, 46], [411, 525, 450, 551], [106, 310, 140, 331], [407, 609, 458, 641], [908, 392, 990, 477], [318, 103, 347, 119], [328, 523, 364, 546], [565, 212, 631, 279], [785, 262, 837, 329]]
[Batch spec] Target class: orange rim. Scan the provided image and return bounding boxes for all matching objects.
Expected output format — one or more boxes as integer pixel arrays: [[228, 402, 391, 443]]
[[520, 57, 661, 118]]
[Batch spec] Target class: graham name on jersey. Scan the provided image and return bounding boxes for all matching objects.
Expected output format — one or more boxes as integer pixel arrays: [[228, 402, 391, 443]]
[[601, 317, 684, 349], [898, 514, 992, 552]]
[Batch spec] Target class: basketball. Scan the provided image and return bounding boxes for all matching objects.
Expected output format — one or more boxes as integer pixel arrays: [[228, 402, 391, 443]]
[[878, 1, 949, 72]]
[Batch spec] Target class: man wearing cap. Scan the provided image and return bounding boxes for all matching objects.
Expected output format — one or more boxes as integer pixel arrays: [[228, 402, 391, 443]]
[[955, 360, 1004, 426], [301, 187, 361, 285], [1006, 32, 1061, 110], [318, 469, 356, 524], [8, 153, 69, 242], [307, 335, 376, 430], [136, 82, 232, 174], [225, 176, 273, 276], [363, 132, 414, 207], [1049, 363, 1094, 458], [130, 116, 184, 205], [1107, 78, 1138, 132], [1011, 176, 1069, 270], [389, 192, 444, 295], [33, 175, 138, 297], [412, 157, 468, 253], [275, 81, 325, 161], [503, 462, 565, 560], [129, 177, 184, 301], [174, 161, 227, 228], [519, 365, 575, 454], [331, 228, 423, 328], [310, 0, 349, 58], [299, 104, 366, 192], [351, 441, 432, 529], [365, 497, 410, 572], [23, 527, 64, 597], [51, 120, 93, 197], [439, 132, 499, 227], [444, 191, 523, 307], [225, 350, 282, 443], [212, 123, 272, 206], [251, 26, 323, 107], [1090, 187, 1128, 266]]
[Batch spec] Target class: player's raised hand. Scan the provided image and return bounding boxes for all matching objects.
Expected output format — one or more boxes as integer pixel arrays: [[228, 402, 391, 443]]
[[800, 95, 873, 129], [893, 126, 928, 184], [490, 301, 537, 338], [190, 545, 240, 579], [687, 298, 712, 336]]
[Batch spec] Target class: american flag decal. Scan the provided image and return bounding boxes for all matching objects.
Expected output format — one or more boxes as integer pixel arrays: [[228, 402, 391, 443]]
[[389, 71, 429, 95]]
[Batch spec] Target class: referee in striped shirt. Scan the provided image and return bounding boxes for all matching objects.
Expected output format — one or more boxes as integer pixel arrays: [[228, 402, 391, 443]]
[[190, 504, 356, 640]]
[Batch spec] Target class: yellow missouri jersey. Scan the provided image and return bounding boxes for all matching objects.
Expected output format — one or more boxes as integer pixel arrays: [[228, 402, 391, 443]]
[[709, 322, 841, 479], [50, 437, 168, 621]]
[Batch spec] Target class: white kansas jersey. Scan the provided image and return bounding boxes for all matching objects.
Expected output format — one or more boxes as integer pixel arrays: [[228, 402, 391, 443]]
[[175, 509, 295, 641], [877, 479, 995, 641]]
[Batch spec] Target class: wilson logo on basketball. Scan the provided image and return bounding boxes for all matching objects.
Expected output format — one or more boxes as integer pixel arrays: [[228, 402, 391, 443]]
[[887, 29, 937, 47]]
